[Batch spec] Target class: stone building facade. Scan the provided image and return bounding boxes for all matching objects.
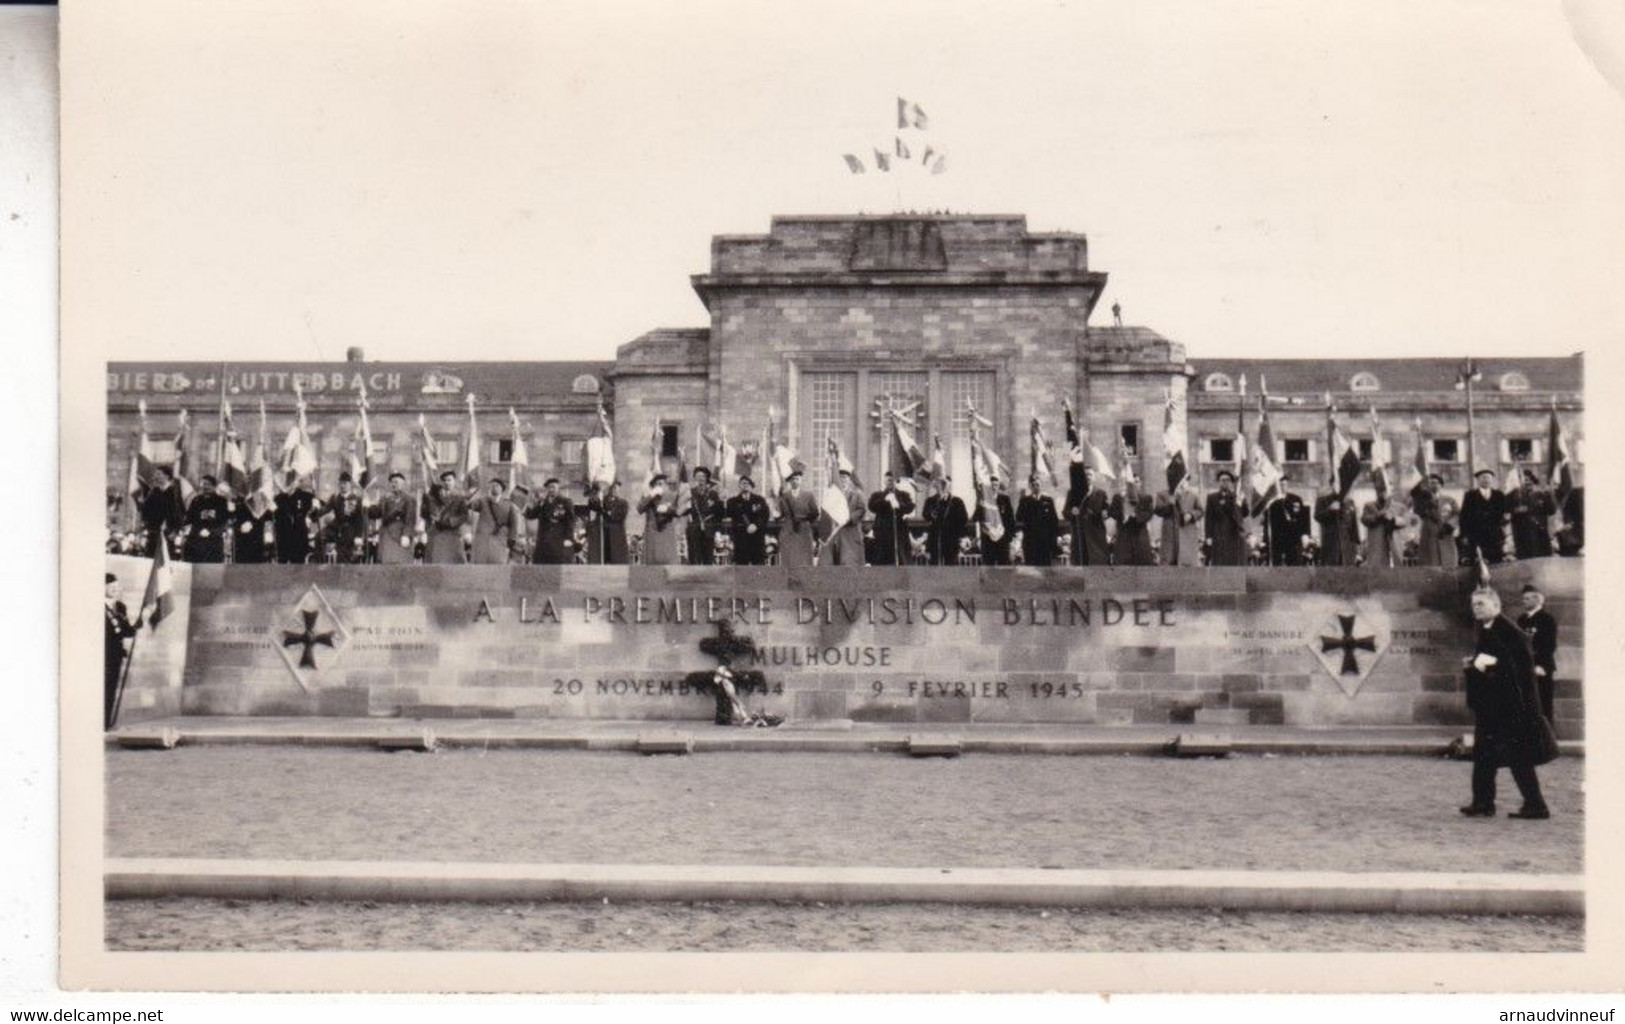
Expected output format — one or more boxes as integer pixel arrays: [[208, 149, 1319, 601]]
[[107, 214, 1583, 530]]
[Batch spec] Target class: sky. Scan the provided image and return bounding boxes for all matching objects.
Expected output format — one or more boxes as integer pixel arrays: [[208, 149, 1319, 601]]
[[64, 0, 1625, 366]]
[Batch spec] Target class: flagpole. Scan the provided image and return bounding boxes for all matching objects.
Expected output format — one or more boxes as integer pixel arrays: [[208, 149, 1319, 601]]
[[109, 627, 140, 730], [215, 365, 227, 479], [1460, 358, 1479, 480]]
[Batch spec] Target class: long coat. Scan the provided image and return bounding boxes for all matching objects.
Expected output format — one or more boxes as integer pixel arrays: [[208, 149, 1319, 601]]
[[527, 493, 577, 564], [776, 489, 819, 568], [1313, 492, 1360, 567], [1015, 493, 1060, 566], [1459, 487, 1509, 564], [273, 489, 320, 564], [184, 492, 234, 563], [1466, 614, 1560, 768], [372, 491, 418, 565], [1518, 607, 1559, 722], [975, 492, 1017, 566], [1265, 494, 1312, 566], [1409, 483, 1455, 567], [685, 486, 724, 565], [725, 492, 772, 565], [923, 493, 969, 566], [469, 494, 522, 564], [1508, 486, 1556, 559], [822, 482, 868, 566], [422, 485, 469, 564], [139, 483, 185, 558], [1154, 489, 1202, 567], [324, 492, 370, 564], [1360, 498, 1399, 568], [1063, 485, 1111, 566], [584, 493, 630, 565], [1203, 489, 1248, 566], [233, 505, 275, 564], [867, 485, 917, 567], [1110, 491, 1157, 566], [104, 599, 137, 729], [637, 491, 681, 565]]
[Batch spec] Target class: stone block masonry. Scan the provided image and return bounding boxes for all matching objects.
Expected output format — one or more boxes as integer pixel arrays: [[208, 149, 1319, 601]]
[[125, 554, 1583, 733]]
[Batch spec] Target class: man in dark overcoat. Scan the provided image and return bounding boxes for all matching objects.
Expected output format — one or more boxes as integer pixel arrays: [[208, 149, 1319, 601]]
[[1203, 470, 1248, 567], [1460, 587, 1559, 819], [867, 472, 917, 567], [725, 476, 772, 566], [1014, 475, 1060, 567], [1459, 468, 1510, 564], [104, 572, 138, 730], [1517, 583, 1559, 723]]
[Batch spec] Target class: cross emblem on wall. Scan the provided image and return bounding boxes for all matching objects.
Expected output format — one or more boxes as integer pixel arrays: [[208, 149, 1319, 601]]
[[1305, 606, 1391, 697], [274, 584, 352, 690], [1319, 614, 1377, 676], [282, 609, 336, 670]]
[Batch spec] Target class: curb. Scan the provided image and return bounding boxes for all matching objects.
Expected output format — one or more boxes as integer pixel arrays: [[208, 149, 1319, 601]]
[[104, 858, 1584, 917], [104, 727, 1587, 759]]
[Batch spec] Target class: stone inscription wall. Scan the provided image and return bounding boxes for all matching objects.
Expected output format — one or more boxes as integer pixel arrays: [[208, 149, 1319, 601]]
[[176, 561, 1583, 736]]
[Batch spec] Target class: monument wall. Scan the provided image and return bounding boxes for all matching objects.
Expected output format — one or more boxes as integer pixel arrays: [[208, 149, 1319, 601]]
[[158, 559, 1583, 738]]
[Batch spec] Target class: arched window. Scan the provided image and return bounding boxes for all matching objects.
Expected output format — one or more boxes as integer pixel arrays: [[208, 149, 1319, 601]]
[[571, 374, 601, 394], [1498, 371, 1530, 393], [1203, 372, 1233, 393], [1350, 371, 1381, 393]]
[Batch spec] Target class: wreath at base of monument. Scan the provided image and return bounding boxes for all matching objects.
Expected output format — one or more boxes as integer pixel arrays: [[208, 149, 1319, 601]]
[[688, 621, 783, 727]]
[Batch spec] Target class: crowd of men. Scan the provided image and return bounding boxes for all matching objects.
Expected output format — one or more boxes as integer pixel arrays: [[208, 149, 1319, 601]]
[[107, 454, 1582, 568]]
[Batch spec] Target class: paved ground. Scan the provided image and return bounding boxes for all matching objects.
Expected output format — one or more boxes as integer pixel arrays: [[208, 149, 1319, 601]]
[[106, 748, 1583, 873], [105, 897, 1582, 952]]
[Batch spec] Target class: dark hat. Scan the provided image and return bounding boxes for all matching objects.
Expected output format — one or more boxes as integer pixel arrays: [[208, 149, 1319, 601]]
[[1427, 473, 1445, 485], [1474, 468, 1496, 479], [1217, 470, 1236, 483], [105, 572, 117, 584], [1522, 583, 1542, 595], [543, 477, 560, 487], [693, 466, 712, 479], [649, 473, 668, 485], [337, 471, 353, 484], [200, 473, 218, 487], [439, 469, 457, 480], [738, 475, 754, 487], [512, 483, 531, 494], [489, 477, 507, 488], [785, 469, 803, 481], [388, 471, 406, 482]]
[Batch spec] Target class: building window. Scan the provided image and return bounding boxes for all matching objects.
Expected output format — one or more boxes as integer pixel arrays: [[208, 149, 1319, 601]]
[[1118, 423, 1140, 457], [571, 374, 601, 394], [944, 372, 995, 445], [1506, 438, 1536, 462], [434, 439, 460, 466], [1282, 438, 1312, 463], [491, 438, 517, 464], [1203, 372, 1233, 393], [871, 371, 930, 473], [804, 372, 857, 491], [660, 425, 680, 458], [1431, 438, 1461, 463], [1356, 438, 1374, 462], [560, 438, 587, 466], [1350, 372, 1381, 393], [1204, 437, 1235, 464], [1498, 372, 1530, 393]]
